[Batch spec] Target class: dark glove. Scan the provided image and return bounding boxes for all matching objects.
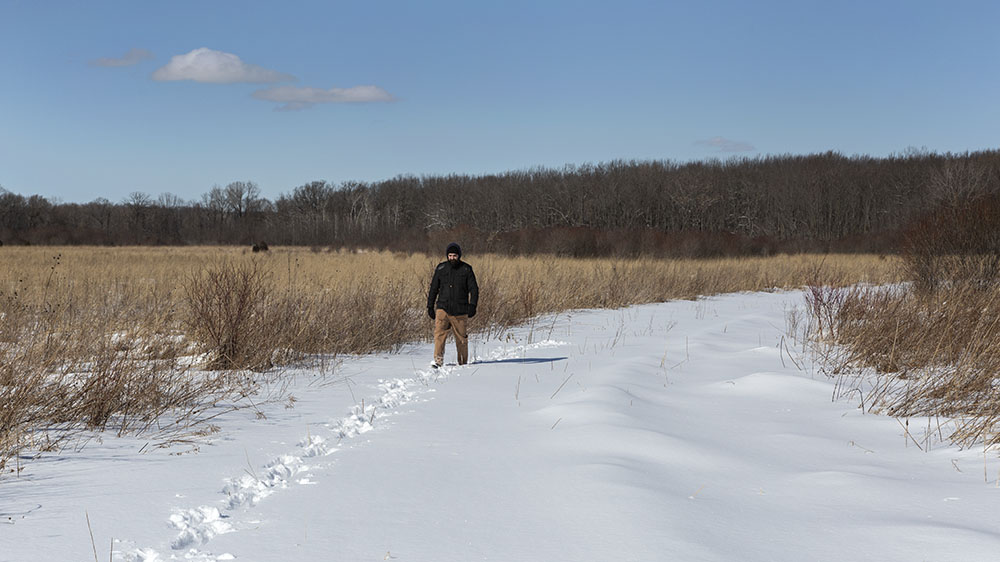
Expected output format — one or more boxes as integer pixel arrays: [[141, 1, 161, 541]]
[[428, 307, 435, 319], [468, 306, 477, 319]]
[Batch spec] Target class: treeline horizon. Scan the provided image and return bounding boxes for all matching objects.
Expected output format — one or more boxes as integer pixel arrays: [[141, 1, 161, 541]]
[[2, 148, 999, 257]]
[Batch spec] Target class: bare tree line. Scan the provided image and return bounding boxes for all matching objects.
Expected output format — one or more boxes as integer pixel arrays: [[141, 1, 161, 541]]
[[2, 149, 998, 256]]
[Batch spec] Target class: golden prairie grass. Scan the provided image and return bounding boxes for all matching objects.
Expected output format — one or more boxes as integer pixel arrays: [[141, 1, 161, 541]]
[[0, 246, 901, 313], [0, 246, 902, 349], [0, 246, 902, 474]]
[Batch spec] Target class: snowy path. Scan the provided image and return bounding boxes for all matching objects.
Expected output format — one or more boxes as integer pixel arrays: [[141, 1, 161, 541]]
[[5, 291, 1000, 561]]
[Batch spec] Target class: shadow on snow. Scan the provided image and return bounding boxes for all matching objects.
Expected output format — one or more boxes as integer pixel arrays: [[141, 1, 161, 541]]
[[472, 357, 568, 366]]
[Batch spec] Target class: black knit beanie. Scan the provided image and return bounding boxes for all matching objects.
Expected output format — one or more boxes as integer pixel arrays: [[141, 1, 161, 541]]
[[446, 242, 462, 257]]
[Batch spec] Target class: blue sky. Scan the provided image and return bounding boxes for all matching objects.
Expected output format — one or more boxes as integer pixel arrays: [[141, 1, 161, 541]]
[[1, 0, 997, 203]]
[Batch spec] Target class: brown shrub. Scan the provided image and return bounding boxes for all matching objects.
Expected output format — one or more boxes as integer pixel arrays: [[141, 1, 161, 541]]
[[183, 260, 280, 370]]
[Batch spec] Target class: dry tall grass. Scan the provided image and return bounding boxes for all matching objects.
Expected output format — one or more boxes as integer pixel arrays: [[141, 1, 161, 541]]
[[807, 281, 1000, 449], [0, 246, 901, 475]]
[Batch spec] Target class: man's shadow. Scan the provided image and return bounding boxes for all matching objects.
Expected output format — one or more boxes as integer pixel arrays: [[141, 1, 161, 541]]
[[472, 357, 568, 365]]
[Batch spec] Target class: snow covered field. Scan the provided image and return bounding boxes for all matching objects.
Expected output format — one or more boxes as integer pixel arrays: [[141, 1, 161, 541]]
[[4, 290, 1000, 562]]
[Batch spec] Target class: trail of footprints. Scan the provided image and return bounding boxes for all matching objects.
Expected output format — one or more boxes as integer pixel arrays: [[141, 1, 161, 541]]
[[120, 341, 567, 561]]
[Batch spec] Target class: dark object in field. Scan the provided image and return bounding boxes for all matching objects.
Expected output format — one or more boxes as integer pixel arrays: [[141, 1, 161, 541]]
[[252, 241, 269, 253]]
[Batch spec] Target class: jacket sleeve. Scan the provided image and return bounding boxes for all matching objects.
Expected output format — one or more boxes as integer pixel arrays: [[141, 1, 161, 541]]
[[468, 266, 479, 308], [427, 267, 441, 309]]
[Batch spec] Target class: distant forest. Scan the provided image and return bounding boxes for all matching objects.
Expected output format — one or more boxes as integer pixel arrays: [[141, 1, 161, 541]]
[[2, 149, 999, 257]]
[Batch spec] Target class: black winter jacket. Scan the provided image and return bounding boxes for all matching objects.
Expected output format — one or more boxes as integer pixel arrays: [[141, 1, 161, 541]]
[[427, 260, 479, 316]]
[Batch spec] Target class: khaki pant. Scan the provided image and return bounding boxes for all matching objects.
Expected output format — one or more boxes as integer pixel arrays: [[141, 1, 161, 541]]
[[434, 309, 469, 365]]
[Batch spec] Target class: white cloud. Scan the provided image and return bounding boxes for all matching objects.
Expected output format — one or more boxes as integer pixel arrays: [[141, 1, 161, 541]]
[[152, 48, 294, 84], [251, 85, 395, 110], [90, 48, 154, 67], [696, 137, 756, 153]]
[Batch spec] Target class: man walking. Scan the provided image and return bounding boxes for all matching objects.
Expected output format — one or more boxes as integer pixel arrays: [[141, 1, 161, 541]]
[[427, 242, 479, 368]]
